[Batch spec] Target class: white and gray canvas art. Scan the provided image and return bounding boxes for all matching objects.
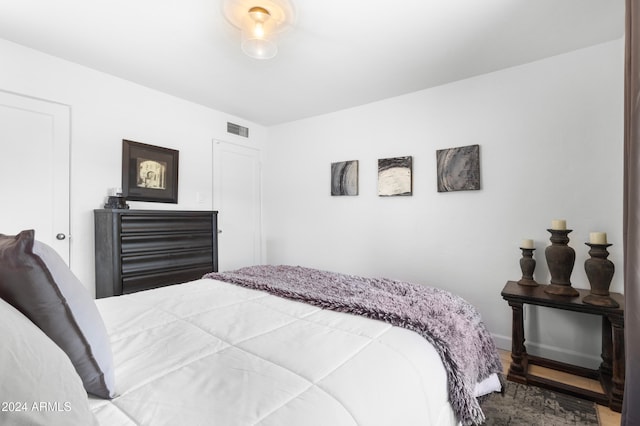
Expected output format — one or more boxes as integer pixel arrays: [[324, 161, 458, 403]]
[[331, 160, 359, 196], [378, 156, 412, 196], [436, 144, 480, 192]]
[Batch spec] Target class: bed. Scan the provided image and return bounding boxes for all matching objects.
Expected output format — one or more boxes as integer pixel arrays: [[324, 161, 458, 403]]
[[0, 230, 502, 426]]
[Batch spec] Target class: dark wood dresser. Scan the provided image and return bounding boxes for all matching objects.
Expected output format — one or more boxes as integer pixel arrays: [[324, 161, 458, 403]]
[[94, 209, 218, 298]]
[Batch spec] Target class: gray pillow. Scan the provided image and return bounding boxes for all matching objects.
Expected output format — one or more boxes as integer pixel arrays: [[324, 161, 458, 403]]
[[0, 230, 115, 399]]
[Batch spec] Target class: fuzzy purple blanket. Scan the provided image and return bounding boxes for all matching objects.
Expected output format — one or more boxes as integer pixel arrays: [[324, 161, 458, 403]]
[[203, 265, 502, 425]]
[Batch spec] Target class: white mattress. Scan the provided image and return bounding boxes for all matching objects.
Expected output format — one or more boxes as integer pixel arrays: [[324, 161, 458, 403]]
[[88, 278, 471, 425]]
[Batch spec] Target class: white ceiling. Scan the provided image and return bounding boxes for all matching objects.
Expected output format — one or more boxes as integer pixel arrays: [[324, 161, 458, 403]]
[[0, 0, 624, 126]]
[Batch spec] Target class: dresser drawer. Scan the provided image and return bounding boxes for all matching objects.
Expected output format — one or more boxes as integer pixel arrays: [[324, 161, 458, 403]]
[[121, 249, 213, 275], [122, 266, 213, 294], [121, 233, 213, 254], [121, 214, 213, 234]]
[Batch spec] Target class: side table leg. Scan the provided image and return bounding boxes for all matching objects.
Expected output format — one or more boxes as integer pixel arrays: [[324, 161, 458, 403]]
[[507, 301, 527, 383], [609, 314, 625, 412], [600, 316, 613, 377]]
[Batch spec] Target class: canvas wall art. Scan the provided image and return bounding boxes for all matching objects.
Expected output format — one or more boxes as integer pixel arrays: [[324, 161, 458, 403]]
[[378, 156, 413, 196], [436, 144, 480, 192], [331, 160, 359, 196]]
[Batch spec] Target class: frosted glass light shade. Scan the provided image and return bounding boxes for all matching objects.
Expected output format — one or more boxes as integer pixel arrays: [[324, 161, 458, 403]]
[[240, 6, 278, 59], [241, 32, 278, 59], [222, 0, 295, 60]]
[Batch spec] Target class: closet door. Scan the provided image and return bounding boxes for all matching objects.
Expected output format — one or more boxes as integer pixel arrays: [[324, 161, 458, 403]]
[[0, 91, 71, 264], [213, 140, 261, 271]]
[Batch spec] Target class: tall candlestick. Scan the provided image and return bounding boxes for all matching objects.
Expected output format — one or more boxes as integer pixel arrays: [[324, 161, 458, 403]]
[[551, 219, 566, 230], [583, 242, 618, 308], [544, 228, 578, 296]]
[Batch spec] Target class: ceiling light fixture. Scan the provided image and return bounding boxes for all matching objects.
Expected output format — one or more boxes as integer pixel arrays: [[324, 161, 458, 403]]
[[243, 6, 276, 59], [222, 0, 296, 60]]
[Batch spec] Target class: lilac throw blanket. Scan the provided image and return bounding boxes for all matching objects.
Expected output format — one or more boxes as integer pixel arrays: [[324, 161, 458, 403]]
[[204, 265, 502, 425]]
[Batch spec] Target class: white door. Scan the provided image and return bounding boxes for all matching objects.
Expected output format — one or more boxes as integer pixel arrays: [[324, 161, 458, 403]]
[[0, 91, 71, 264], [213, 140, 261, 271]]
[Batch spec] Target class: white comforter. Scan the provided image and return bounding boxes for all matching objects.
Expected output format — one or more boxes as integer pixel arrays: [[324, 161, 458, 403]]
[[89, 278, 462, 425]]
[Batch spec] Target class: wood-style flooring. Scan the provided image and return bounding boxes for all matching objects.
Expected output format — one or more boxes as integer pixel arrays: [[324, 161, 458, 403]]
[[498, 349, 621, 426]]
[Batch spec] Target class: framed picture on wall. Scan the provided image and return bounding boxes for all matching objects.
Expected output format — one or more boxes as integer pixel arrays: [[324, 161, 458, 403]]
[[122, 139, 179, 203]]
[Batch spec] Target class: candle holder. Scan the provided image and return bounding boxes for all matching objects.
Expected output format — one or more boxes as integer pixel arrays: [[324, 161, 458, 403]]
[[104, 195, 129, 209], [517, 248, 538, 286], [583, 243, 618, 308], [544, 229, 579, 297]]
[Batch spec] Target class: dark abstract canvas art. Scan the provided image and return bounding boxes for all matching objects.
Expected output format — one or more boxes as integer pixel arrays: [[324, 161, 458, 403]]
[[436, 145, 480, 192], [331, 160, 359, 196]]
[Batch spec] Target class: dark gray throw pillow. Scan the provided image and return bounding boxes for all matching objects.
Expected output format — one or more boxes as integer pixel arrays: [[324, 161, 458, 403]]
[[0, 230, 115, 399]]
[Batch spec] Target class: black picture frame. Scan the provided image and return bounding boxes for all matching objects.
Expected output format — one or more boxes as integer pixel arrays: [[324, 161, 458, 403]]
[[122, 139, 179, 203]]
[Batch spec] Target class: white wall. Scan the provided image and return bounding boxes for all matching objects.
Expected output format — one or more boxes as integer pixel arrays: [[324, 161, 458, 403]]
[[0, 39, 267, 296], [263, 39, 624, 366], [0, 36, 624, 366]]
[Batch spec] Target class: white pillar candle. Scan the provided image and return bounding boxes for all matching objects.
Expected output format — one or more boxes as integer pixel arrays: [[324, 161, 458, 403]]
[[521, 239, 534, 249], [551, 219, 566, 230], [589, 232, 607, 244], [108, 187, 123, 196]]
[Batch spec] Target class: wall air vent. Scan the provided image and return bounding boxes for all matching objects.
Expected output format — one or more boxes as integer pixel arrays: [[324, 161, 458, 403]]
[[227, 122, 249, 138]]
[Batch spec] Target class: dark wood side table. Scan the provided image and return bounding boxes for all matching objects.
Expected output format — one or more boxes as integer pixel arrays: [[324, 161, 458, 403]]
[[501, 280, 624, 412]]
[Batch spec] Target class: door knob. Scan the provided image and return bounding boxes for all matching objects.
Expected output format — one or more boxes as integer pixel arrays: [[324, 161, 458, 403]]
[[56, 233, 66, 240]]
